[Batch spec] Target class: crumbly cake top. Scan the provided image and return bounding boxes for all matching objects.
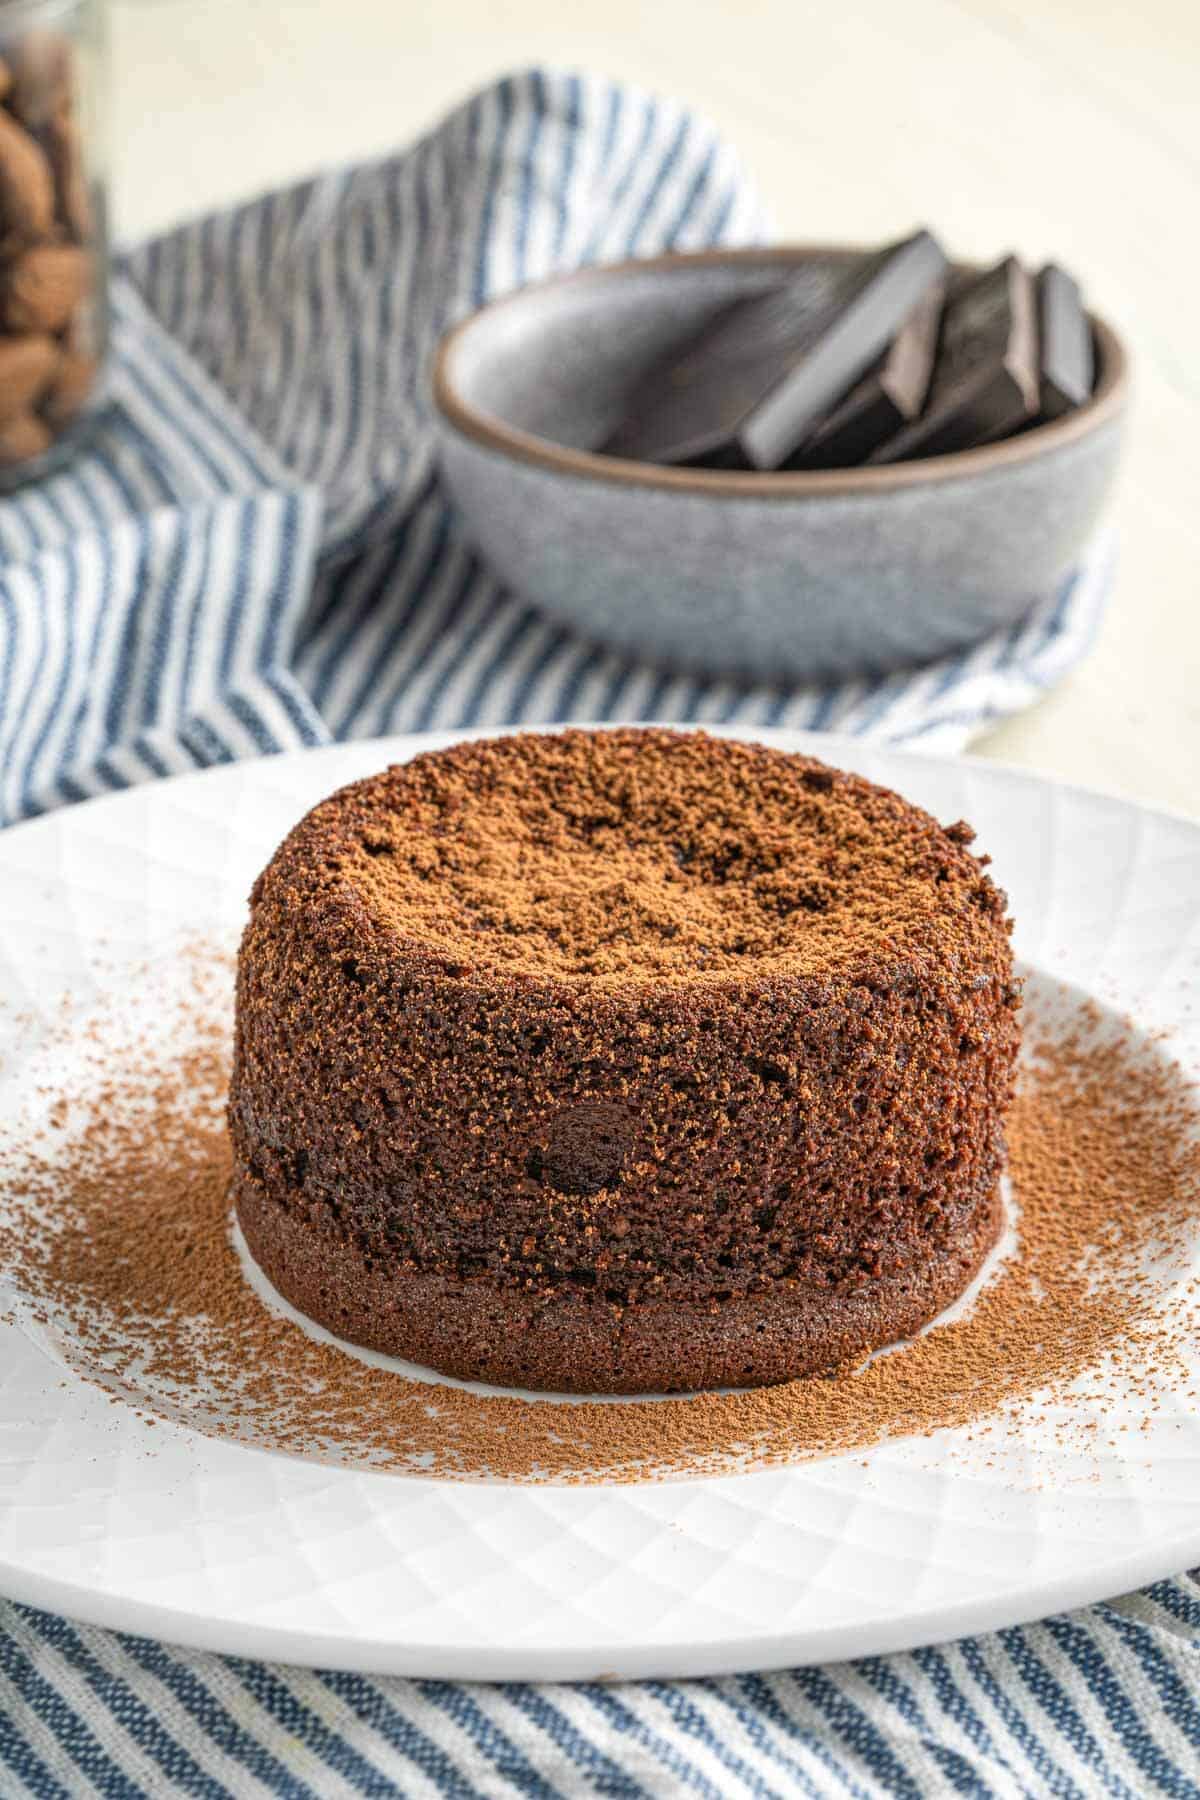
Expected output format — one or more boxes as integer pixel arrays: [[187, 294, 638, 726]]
[[282, 729, 1006, 984]]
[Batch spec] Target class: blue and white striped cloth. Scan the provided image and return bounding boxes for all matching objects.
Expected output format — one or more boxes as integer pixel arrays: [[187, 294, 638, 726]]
[[0, 69, 1112, 830], [0, 1579, 1198, 1799], [0, 69, 1176, 1800]]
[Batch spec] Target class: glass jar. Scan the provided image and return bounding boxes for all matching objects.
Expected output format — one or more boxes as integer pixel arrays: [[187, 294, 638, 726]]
[[0, 0, 106, 488]]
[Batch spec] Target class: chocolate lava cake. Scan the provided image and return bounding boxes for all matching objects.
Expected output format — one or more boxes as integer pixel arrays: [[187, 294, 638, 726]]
[[229, 729, 1020, 1393]]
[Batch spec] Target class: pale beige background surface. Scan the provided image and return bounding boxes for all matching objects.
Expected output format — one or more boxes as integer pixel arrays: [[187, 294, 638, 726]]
[[109, 0, 1199, 814]]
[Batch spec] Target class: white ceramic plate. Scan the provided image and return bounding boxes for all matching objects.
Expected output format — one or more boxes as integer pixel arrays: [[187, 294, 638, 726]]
[[1, 728, 1198, 1680]]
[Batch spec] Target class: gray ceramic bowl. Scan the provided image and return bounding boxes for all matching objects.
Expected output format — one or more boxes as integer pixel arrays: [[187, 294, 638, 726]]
[[433, 247, 1128, 682]]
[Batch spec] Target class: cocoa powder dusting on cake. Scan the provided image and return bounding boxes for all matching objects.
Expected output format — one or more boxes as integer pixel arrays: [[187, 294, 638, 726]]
[[326, 729, 998, 981], [2, 951, 1197, 1483]]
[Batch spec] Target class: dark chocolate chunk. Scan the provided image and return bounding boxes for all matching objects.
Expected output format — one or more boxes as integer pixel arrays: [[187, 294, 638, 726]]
[[680, 441, 755, 471], [785, 280, 945, 468], [1038, 263, 1093, 419], [601, 267, 853, 468], [740, 233, 949, 469], [868, 257, 1039, 463], [601, 230, 948, 470]]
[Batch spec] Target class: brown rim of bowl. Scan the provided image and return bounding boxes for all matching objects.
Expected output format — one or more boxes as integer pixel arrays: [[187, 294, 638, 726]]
[[433, 244, 1129, 497]]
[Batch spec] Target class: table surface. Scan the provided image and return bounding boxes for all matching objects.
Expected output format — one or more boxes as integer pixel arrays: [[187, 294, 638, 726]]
[[109, 0, 1199, 818]]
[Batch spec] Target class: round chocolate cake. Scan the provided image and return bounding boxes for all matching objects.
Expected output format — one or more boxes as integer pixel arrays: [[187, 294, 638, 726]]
[[229, 729, 1020, 1393]]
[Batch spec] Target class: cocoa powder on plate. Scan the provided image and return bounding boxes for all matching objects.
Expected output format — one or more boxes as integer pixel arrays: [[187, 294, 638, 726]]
[[2, 948, 1198, 1484]]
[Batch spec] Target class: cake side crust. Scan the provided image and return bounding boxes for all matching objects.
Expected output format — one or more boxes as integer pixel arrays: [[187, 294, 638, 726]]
[[236, 1165, 1004, 1394]]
